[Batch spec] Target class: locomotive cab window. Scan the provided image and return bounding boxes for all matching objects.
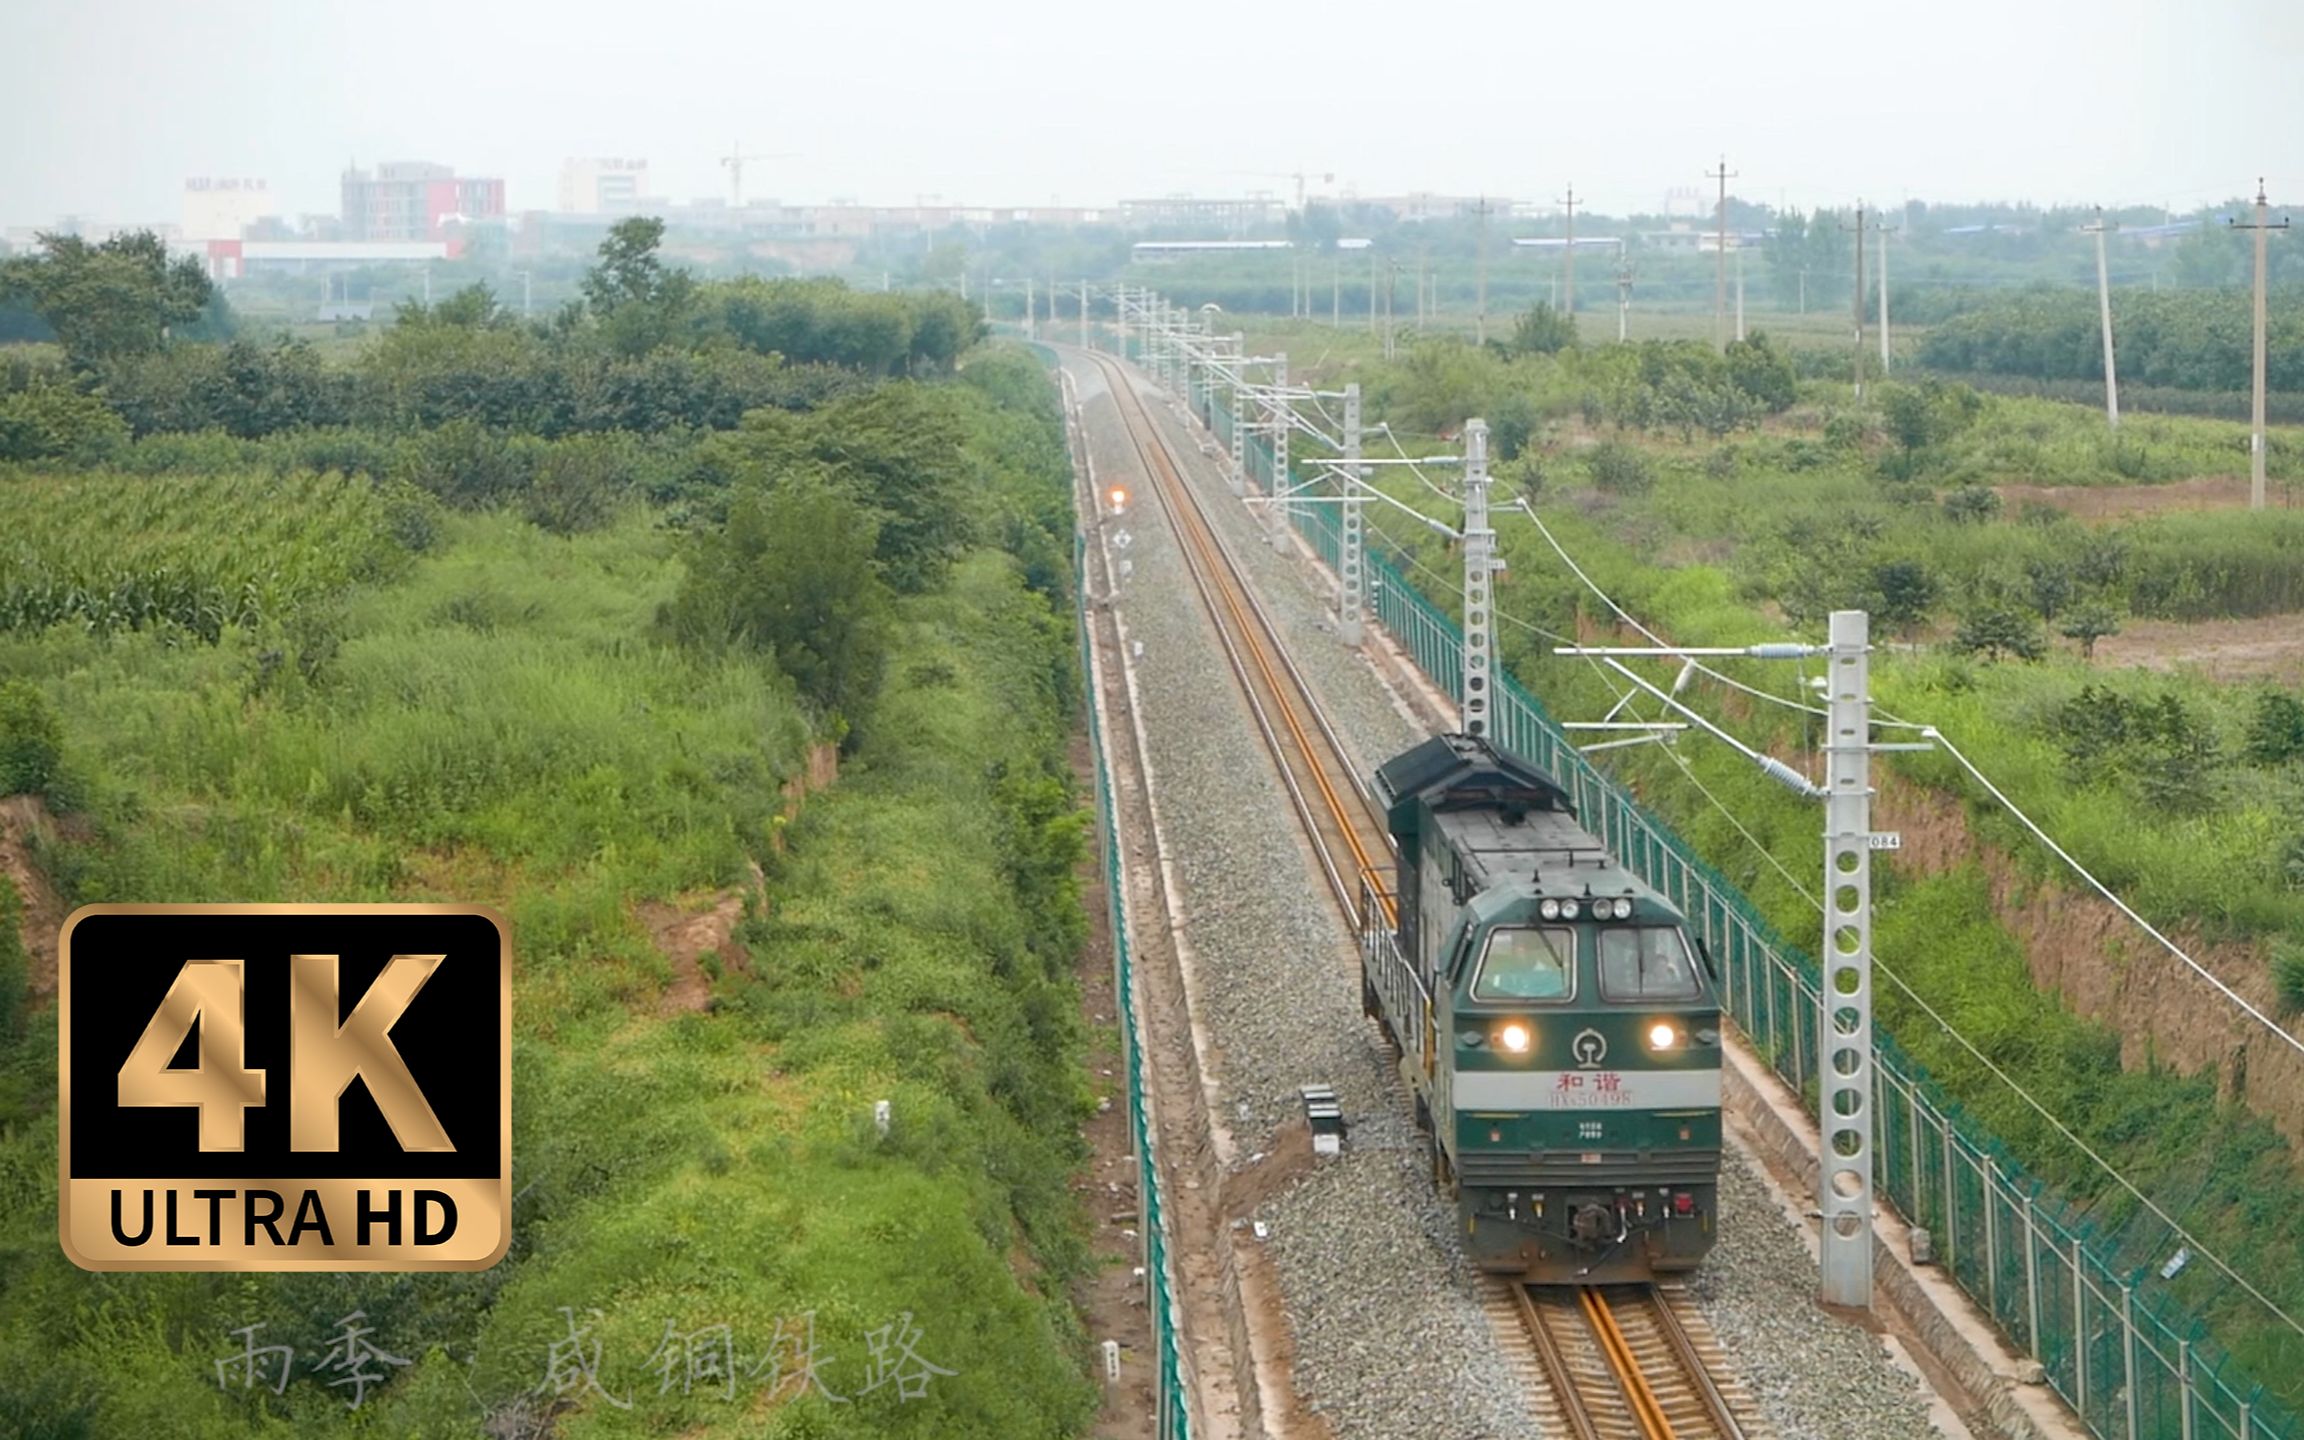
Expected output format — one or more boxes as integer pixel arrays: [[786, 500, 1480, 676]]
[[1472, 927, 1576, 1002], [1598, 926, 1703, 1001]]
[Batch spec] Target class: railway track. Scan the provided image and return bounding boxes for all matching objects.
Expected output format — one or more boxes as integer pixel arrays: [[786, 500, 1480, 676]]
[[1508, 1282, 1758, 1440], [1079, 347, 1763, 1440], [1083, 346, 1395, 928]]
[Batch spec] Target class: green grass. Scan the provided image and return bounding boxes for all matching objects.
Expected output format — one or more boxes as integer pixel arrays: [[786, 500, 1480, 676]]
[[1345, 431, 2304, 1413], [0, 468, 425, 638], [0, 365, 1103, 1435]]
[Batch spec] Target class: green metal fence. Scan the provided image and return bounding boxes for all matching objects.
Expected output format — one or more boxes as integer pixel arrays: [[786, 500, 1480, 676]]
[[1171, 364, 2295, 1440], [1062, 355, 1190, 1438]]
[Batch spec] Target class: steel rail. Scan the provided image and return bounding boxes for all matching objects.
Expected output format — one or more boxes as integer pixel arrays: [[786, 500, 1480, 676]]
[[1085, 348, 1395, 927]]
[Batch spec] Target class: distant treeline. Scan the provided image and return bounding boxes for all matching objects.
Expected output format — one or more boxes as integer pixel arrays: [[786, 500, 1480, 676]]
[[0, 225, 986, 459], [1916, 290, 2304, 393]]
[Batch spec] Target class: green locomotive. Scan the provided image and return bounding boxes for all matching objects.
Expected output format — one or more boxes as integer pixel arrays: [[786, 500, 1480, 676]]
[[1361, 733, 1723, 1282]]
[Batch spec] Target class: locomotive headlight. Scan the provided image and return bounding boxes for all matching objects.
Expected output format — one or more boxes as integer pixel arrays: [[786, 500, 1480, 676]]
[[1559, 899, 1581, 920], [1538, 898, 1560, 921], [1647, 1022, 1680, 1051], [1611, 897, 1635, 920], [1498, 1022, 1533, 1054]]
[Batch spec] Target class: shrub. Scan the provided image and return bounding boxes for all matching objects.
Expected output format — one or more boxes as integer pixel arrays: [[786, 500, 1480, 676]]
[[0, 680, 63, 796], [1585, 439, 1656, 496], [0, 375, 126, 462], [2274, 940, 2304, 1016], [2247, 692, 2304, 767]]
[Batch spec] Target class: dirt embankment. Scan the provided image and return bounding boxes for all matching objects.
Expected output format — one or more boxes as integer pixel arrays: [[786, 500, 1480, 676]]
[[646, 740, 839, 1016], [0, 794, 72, 1006], [1879, 768, 2304, 1156]]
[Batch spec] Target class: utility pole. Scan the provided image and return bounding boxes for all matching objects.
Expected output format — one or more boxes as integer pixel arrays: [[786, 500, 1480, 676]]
[[1080, 278, 1090, 349], [1460, 419, 1495, 740], [1558, 183, 1579, 315], [1228, 331, 1248, 494], [2231, 180, 2289, 510], [1385, 260, 1400, 360], [1616, 259, 1633, 343], [1734, 246, 1746, 343], [1333, 255, 1341, 328], [2084, 208, 2121, 429], [1707, 154, 1738, 351], [1368, 248, 1379, 334], [1025, 276, 1035, 341], [1476, 196, 1493, 345], [1876, 221, 1898, 374], [1845, 203, 1869, 402], [1417, 243, 1429, 328], [1339, 382, 1365, 646]]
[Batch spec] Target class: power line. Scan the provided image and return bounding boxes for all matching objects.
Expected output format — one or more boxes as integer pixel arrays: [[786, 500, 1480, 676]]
[[1497, 499, 2304, 1343]]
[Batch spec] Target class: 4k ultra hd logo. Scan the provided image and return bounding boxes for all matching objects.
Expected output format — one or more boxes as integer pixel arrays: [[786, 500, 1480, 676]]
[[59, 904, 511, 1272]]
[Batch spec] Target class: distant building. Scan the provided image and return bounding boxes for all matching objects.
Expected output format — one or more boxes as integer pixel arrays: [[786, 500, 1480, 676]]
[[557, 157, 651, 214], [182, 177, 274, 242], [1120, 196, 1287, 230], [202, 239, 449, 280], [341, 162, 505, 242]]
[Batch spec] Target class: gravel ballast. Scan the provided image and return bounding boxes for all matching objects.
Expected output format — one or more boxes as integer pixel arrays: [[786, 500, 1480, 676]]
[[1076, 354, 1951, 1440]]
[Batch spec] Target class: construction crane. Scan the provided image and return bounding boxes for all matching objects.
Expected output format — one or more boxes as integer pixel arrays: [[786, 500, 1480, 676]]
[[1226, 168, 1336, 213], [720, 143, 796, 208]]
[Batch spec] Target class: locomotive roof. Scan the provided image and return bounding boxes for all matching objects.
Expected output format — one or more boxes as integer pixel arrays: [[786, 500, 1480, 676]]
[[1373, 732, 1574, 835]]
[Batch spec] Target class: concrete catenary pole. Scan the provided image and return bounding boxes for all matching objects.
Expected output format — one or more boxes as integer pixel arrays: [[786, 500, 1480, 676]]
[[2085, 209, 2121, 429], [1617, 260, 1633, 343], [1270, 353, 1292, 553], [1818, 608, 1878, 1310], [1340, 382, 1366, 647], [1460, 419, 1495, 739]]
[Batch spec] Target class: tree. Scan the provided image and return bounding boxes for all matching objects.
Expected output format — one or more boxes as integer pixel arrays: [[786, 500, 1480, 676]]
[[0, 679, 64, 797], [1868, 559, 1941, 636], [2058, 597, 2124, 661], [2024, 556, 2076, 621], [1724, 332, 1798, 413], [666, 475, 891, 730], [582, 217, 696, 354], [1952, 602, 2044, 661], [1, 230, 214, 367], [1508, 302, 1578, 356]]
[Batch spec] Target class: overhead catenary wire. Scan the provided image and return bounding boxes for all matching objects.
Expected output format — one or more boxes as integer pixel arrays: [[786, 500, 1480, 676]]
[[1493, 486, 2304, 1340], [1513, 494, 2304, 1062]]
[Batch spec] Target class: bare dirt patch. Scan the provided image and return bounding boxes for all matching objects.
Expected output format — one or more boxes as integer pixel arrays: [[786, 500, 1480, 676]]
[[642, 861, 766, 1016], [1876, 768, 2304, 1156], [0, 794, 72, 1006], [2089, 611, 2304, 684], [1992, 474, 2256, 522]]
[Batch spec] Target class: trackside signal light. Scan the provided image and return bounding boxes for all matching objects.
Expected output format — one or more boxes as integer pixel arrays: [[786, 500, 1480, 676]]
[[1674, 1192, 1696, 1216]]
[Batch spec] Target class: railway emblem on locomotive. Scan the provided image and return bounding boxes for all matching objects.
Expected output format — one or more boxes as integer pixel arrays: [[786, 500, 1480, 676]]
[[1572, 1027, 1608, 1069]]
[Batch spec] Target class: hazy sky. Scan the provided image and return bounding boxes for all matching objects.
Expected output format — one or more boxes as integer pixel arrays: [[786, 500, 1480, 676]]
[[2, 0, 2296, 230]]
